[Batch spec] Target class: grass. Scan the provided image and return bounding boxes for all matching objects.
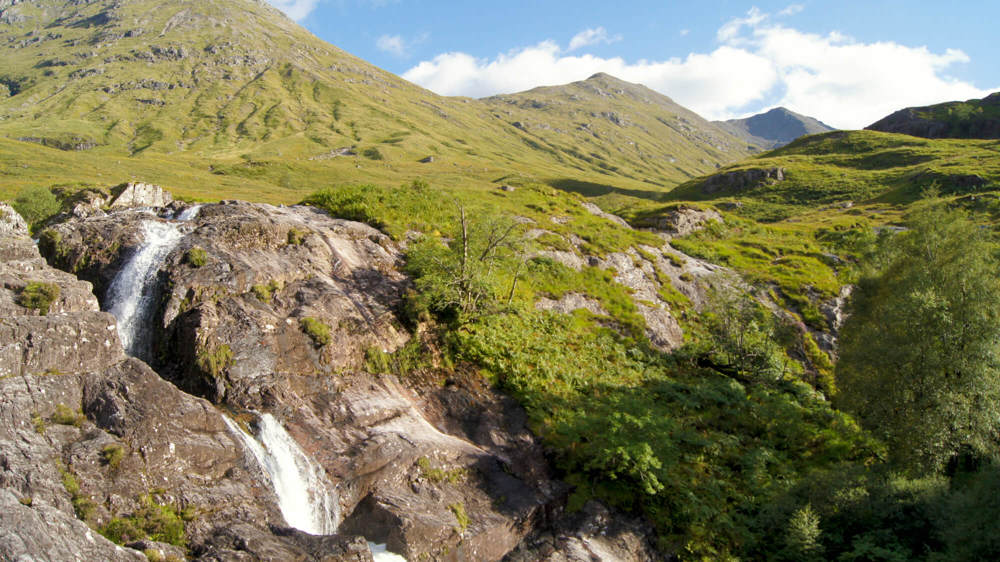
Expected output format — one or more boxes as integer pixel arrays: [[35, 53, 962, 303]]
[[184, 247, 207, 268]]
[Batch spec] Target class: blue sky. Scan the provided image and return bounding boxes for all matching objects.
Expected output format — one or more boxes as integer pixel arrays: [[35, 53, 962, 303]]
[[267, 0, 1000, 129]]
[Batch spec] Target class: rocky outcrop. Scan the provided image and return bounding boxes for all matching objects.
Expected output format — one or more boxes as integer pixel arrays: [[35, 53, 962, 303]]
[[30, 199, 659, 561], [1, 205, 377, 560], [0, 202, 29, 237], [535, 293, 608, 316], [701, 167, 785, 195], [634, 206, 722, 239]]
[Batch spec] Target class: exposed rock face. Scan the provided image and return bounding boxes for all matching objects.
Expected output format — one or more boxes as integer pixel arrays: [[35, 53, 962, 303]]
[[701, 167, 785, 194], [635, 206, 722, 239], [716, 106, 835, 149], [109, 182, 173, 209]]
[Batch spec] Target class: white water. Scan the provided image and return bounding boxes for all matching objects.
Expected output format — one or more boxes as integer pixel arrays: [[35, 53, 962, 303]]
[[105, 219, 186, 359], [224, 414, 340, 535], [369, 543, 408, 562], [224, 414, 408, 559], [175, 204, 202, 221]]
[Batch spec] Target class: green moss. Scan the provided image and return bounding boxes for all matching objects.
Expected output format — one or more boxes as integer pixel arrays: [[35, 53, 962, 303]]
[[416, 457, 466, 484], [51, 403, 85, 427], [196, 343, 233, 379], [184, 246, 207, 267], [17, 282, 60, 315], [251, 280, 283, 303], [299, 317, 332, 347], [99, 494, 190, 548], [448, 502, 469, 532], [58, 463, 96, 523], [18, 497, 32, 507], [31, 412, 46, 434], [286, 227, 306, 245], [101, 444, 126, 470]]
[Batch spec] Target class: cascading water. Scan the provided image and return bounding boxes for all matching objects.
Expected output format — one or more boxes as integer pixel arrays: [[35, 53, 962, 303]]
[[105, 218, 186, 360], [223, 414, 340, 535], [224, 414, 408, 560]]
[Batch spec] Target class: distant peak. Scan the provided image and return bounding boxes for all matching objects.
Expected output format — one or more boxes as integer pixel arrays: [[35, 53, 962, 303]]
[[586, 72, 618, 82]]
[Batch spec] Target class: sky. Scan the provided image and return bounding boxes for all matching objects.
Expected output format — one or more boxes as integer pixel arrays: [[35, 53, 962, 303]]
[[266, 0, 1000, 129]]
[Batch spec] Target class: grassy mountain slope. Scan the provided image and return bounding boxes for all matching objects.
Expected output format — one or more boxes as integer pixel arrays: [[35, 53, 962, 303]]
[[0, 0, 753, 202], [663, 130, 1000, 220], [716, 106, 835, 149], [866, 92, 1000, 139]]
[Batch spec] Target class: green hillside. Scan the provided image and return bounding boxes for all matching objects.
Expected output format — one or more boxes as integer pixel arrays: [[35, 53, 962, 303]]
[[866, 92, 1000, 139], [664, 130, 1000, 220], [0, 0, 754, 203]]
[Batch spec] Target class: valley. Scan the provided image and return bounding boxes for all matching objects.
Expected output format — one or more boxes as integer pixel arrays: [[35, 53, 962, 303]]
[[2, 0, 1000, 560]]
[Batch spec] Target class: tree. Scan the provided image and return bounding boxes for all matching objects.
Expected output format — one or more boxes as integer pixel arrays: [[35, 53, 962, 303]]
[[404, 205, 525, 324], [836, 204, 1000, 474]]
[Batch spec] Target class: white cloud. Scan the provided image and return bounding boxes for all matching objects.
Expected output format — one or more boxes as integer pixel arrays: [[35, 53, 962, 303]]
[[568, 27, 622, 52], [403, 41, 777, 118], [375, 32, 429, 58], [266, 0, 320, 21], [377, 34, 407, 56], [402, 7, 996, 129], [778, 4, 804, 17], [679, 29, 690, 37]]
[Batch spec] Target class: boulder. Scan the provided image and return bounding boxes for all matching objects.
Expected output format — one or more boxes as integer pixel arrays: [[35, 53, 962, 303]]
[[702, 167, 785, 194], [0, 203, 28, 237], [109, 182, 173, 209]]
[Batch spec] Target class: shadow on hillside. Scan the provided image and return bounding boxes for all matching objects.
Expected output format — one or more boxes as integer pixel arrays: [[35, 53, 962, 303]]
[[548, 178, 664, 202]]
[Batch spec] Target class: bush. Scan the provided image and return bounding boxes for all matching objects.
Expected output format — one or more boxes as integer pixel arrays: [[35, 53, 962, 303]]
[[12, 186, 60, 230], [361, 147, 384, 160], [300, 317, 331, 347], [184, 247, 207, 267], [17, 282, 60, 315], [99, 494, 191, 548]]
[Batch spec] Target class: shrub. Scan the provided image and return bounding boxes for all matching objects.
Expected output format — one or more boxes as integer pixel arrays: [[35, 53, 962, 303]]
[[17, 282, 60, 315], [300, 317, 332, 347], [12, 186, 60, 231], [361, 147, 384, 160], [31, 412, 46, 434], [99, 494, 191, 548], [184, 246, 207, 267]]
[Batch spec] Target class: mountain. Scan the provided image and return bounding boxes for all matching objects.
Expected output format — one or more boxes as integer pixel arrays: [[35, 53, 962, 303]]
[[715, 107, 836, 149], [0, 0, 753, 203], [866, 92, 1000, 139]]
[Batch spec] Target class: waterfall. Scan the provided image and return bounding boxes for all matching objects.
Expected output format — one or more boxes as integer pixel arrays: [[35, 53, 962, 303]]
[[105, 219, 186, 360], [223, 414, 339, 535], [105, 207, 200, 360], [224, 414, 408, 560], [174, 204, 202, 221]]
